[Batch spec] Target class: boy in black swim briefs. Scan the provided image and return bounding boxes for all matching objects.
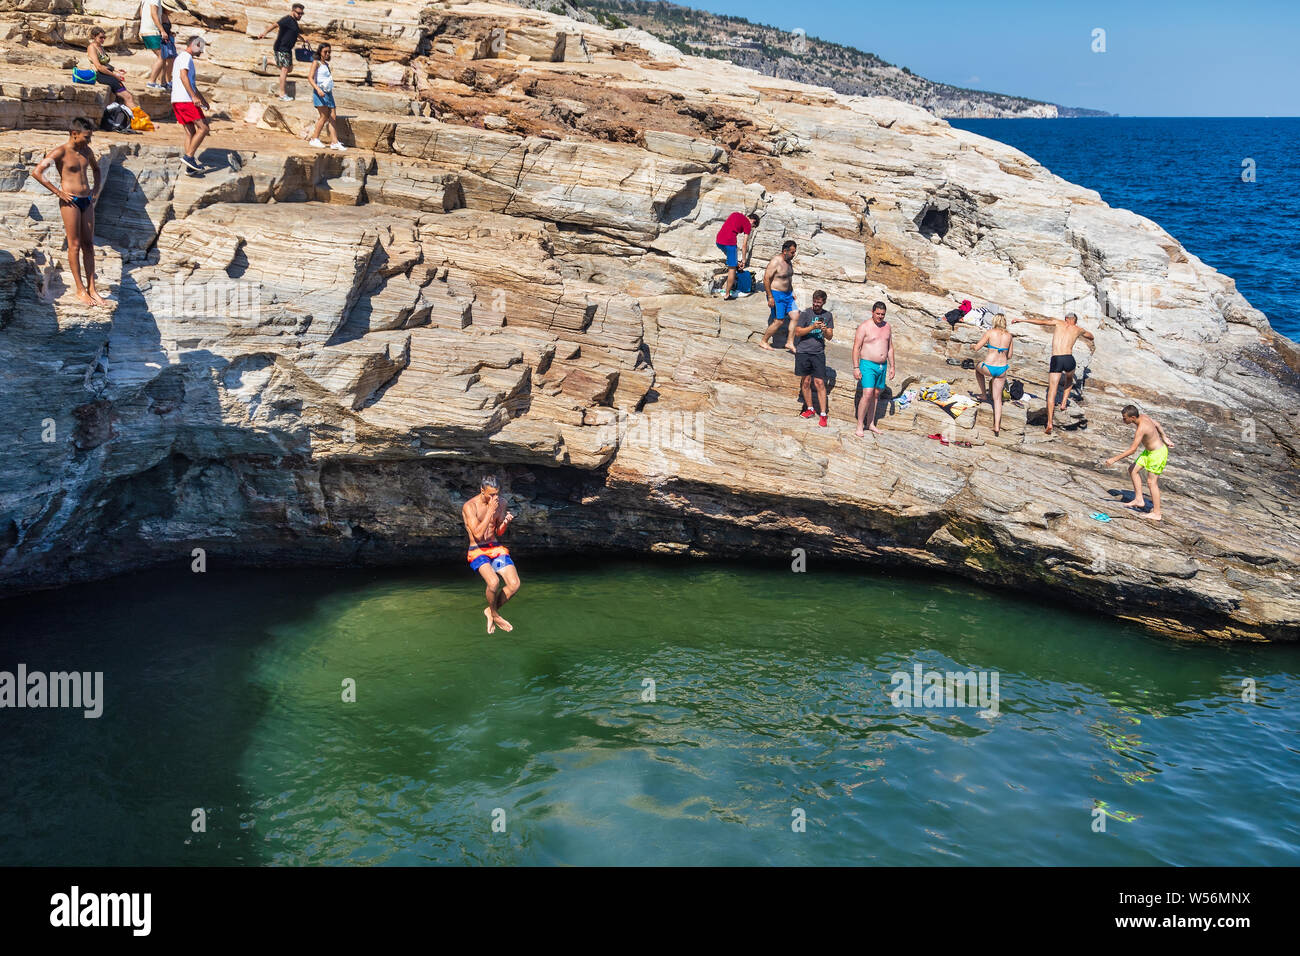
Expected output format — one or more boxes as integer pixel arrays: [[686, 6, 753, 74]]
[[31, 118, 108, 307]]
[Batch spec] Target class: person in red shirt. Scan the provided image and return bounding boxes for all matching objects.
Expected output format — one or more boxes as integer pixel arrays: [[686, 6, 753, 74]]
[[715, 211, 759, 300]]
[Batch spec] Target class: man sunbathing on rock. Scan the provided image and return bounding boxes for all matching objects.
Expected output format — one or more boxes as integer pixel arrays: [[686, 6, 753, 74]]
[[31, 118, 107, 307], [1011, 312, 1095, 434], [462, 475, 519, 634], [1103, 404, 1172, 521]]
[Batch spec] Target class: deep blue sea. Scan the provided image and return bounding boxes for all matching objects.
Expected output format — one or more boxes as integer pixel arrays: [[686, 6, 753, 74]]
[[951, 117, 1298, 341]]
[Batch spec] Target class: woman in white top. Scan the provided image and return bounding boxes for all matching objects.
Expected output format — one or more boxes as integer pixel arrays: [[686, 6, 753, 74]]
[[307, 44, 345, 151]]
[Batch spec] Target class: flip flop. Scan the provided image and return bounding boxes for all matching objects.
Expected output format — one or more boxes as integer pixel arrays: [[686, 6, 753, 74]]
[[953, 440, 973, 448], [926, 433, 949, 446], [1090, 512, 1112, 522]]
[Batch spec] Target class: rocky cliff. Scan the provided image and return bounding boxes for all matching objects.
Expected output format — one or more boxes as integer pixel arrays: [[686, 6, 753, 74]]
[[1, 0, 1297, 641]]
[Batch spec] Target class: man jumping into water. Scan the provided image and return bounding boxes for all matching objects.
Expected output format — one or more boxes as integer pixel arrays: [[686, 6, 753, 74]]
[[1103, 404, 1173, 521], [462, 475, 520, 633], [31, 118, 106, 307], [1012, 312, 1095, 435]]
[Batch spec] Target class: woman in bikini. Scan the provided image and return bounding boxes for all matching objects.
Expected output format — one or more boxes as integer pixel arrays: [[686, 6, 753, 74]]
[[87, 28, 139, 113], [971, 313, 1014, 436]]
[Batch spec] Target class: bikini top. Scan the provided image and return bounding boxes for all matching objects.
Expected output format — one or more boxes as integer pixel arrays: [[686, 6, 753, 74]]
[[986, 343, 1009, 353], [95, 48, 112, 65]]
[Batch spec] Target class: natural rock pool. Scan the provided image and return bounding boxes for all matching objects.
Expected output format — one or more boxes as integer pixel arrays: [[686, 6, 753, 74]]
[[2, 560, 1297, 865]]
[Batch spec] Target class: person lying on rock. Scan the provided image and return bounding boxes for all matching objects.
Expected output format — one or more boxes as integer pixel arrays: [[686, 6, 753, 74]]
[[1103, 404, 1173, 521], [30, 118, 108, 307], [258, 3, 307, 102], [87, 28, 139, 113], [462, 475, 520, 635], [760, 240, 799, 351], [792, 290, 834, 427], [853, 301, 894, 437], [1011, 312, 1095, 435], [716, 211, 758, 300]]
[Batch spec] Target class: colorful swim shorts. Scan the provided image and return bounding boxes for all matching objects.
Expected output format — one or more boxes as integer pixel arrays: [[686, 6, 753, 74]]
[[468, 541, 514, 573], [1134, 446, 1169, 475]]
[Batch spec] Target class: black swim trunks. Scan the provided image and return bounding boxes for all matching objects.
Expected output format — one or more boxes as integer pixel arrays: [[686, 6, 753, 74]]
[[1049, 354, 1076, 374], [794, 351, 826, 380]]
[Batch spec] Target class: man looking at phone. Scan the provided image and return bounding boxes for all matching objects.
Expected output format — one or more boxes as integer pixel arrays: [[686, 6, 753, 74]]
[[791, 290, 834, 427], [461, 474, 520, 634]]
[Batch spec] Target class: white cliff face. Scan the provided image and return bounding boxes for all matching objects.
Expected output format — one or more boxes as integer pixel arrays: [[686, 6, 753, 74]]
[[0, 0, 1297, 640]]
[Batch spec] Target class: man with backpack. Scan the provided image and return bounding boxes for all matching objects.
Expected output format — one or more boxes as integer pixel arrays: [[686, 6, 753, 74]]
[[715, 211, 758, 300], [257, 4, 308, 102]]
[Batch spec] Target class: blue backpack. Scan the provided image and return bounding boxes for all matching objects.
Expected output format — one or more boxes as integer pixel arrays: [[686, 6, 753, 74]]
[[735, 270, 754, 294]]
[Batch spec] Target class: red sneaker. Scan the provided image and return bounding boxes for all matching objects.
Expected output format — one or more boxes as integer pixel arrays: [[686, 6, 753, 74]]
[[800, 408, 815, 419], [818, 415, 828, 427]]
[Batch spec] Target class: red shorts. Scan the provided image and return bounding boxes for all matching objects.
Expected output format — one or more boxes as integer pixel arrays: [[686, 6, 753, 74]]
[[172, 102, 204, 125]]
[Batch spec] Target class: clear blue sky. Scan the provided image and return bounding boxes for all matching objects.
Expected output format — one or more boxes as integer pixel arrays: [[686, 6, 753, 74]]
[[676, 0, 1300, 116]]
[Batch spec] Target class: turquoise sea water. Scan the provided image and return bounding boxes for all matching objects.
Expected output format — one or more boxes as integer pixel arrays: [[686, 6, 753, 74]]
[[2, 562, 1297, 865], [951, 117, 1299, 340]]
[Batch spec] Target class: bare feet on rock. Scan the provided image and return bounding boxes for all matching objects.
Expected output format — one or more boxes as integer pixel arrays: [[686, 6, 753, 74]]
[[76, 291, 96, 307], [867, 424, 883, 435]]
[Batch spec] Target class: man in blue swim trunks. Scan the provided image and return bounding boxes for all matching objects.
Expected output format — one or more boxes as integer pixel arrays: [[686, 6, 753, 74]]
[[461, 474, 520, 634], [31, 118, 107, 307], [853, 301, 894, 437], [760, 240, 799, 351]]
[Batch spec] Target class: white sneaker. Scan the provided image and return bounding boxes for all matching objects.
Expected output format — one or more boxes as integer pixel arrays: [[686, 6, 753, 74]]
[[308, 138, 325, 148], [329, 142, 347, 151], [279, 95, 294, 102]]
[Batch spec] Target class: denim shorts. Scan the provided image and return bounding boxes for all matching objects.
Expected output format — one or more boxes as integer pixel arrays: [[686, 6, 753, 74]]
[[313, 90, 336, 109]]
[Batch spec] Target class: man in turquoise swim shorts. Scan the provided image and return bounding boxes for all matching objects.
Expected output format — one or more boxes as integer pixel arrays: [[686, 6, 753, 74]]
[[853, 301, 894, 437]]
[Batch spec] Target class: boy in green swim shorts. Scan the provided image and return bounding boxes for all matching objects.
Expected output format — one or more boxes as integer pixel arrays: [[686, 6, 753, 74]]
[[1104, 404, 1173, 521]]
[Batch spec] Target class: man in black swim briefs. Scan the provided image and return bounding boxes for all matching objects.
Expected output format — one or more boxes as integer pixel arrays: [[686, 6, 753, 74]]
[[31, 118, 107, 307], [461, 474, 520, 635], [1012, 312, 1095, 435]]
